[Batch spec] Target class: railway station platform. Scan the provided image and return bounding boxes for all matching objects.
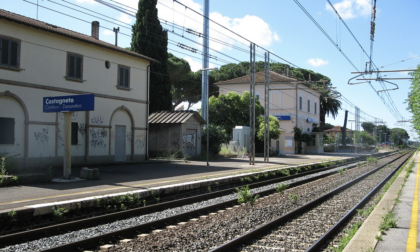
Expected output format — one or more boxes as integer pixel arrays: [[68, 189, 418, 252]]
[[344, 151, 420, 252], [2, 150, 420, 251], [0, 152, 378, 215]]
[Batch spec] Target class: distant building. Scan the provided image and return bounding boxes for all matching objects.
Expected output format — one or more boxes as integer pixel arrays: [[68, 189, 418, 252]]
[[0, 10, 157, 169], [324, 126, 352, 142], [215, 71, 323, 154]]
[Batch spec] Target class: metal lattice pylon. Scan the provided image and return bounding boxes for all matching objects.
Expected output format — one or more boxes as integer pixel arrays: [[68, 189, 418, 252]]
[[264, 52, 270, 163], [249, 43, 256, 165], [355, 106, 360, 153]]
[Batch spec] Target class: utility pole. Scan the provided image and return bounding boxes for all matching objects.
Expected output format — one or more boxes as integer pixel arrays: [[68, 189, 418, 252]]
[[249, 43, 256, 165], [355, 107, 360, 153], [264, 52, 270, 163], [341, 110, 348, 146], [201, 0, 209, 166], [113, 27, 120, 46]]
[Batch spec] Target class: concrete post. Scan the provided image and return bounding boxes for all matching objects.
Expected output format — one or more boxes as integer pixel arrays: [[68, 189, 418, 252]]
[[63, 112, 72, 179]]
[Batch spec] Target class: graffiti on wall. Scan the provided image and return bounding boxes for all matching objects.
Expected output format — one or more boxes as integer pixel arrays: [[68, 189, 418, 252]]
[[171, 132, 180, 149], [89, 128, 107, 148], [78, 123, 86, 138], [34, 127, 49, 146], [90, 115, 104, 125], [183, 130, 197, 150], [135, 134, 145, 149], [59, 112, 77, 120], [126, 131, 132, 146]]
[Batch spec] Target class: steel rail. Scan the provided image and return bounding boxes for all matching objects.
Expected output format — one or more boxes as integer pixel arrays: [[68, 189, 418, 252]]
[[0, 153, 391, 248], [209, 151, 412, 251], [35, 152, 401, 252], [0, 154, 392, 248], [306, 150, 414, 251]]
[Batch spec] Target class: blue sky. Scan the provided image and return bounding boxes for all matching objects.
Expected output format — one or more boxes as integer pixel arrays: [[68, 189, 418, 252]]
[[2, 0, 419, 140]]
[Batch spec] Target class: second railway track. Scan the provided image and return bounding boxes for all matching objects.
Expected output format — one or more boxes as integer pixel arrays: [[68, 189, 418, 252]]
[[0, 151, 410, 252]]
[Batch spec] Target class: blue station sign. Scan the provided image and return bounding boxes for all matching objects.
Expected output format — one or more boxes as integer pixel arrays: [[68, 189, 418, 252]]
[[275, 115, 291, 120], [43, 94, 95, 113]]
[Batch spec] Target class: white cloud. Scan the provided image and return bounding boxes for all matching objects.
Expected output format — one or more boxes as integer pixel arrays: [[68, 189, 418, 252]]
[[110, 0, 280, 53], [119, 13, 132, 24], [103, 29, 114, 36], [183, 56, 215, 72], [184, 57, 202, 72], [307, 58, 329, 67], [326, 0, 371, 19]]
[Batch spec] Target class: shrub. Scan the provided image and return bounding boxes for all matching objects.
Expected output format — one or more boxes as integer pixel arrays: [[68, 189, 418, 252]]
[[236, 185, 259, 207], [202, 124, 230, 155]]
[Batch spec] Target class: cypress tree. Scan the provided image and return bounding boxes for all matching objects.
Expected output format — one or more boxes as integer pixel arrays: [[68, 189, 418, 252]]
[[131, 0, 172, 113]]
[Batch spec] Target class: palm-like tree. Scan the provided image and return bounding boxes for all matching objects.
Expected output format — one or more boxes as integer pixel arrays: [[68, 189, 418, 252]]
[[319, 87, 342, 130]]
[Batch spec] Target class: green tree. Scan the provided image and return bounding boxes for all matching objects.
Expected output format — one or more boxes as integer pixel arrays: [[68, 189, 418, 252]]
[[319, 85, 342, 130], [201, 125, 230, 155], [361, 122, 375, 134], [360, 131, 376, 147], [377, 125, 391, 143], [408, 64, 420, 134], [131, 0, 172, 113], [391, 128, 409, 146], [208, 91, 264, 134], [167, 53, 203, 110], [323, 123, 334, 130], [256, 115, 280, 141]]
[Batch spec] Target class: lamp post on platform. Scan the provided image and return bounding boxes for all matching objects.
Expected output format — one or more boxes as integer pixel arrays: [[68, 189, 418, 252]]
[[199, 67, 218, 166]]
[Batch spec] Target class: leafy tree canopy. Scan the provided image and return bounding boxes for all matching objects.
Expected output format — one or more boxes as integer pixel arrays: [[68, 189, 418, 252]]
[[408, 65, 420, 134], [324, 123, 334, 130], [209, 91, 264, 134], [361, 122, 375, 134]]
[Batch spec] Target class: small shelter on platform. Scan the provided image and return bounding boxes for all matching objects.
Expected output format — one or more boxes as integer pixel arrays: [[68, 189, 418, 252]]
[[148, 111, 206, 157]]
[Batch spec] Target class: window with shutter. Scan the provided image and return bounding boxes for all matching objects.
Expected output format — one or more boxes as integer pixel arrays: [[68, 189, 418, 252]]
[[0, 117, 14, 144], [67, 53, 83, 80], [118, 65, 130, 89], [0, 37, 20, 69]]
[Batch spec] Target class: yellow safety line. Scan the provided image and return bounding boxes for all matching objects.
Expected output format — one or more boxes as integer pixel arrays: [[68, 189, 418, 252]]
[[407, 155, 420, 252], [0, 180, 177, 206]]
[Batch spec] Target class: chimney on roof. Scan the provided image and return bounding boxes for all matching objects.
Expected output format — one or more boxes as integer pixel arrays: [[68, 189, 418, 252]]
[[91, 21, 100, 40]]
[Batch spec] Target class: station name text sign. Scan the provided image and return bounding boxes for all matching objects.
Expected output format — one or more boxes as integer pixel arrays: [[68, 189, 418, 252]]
[[43, 94, 95, 112]]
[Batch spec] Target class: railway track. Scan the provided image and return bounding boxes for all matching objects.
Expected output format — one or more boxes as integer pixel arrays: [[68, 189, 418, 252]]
[[211, 150, 413, 252], [0, 151, 407, 252]]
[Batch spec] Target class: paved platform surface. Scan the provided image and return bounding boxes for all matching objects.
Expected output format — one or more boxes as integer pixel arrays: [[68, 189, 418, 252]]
[[374, 152, 420, 252], [0, 152, 376, 212]]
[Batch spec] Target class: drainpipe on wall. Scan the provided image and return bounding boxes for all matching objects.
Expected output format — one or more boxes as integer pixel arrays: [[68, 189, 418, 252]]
[[146, 64, 150, 160]]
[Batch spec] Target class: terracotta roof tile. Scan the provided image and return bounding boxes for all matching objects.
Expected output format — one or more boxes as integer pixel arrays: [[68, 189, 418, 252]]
[[0, 9, 158, 63]]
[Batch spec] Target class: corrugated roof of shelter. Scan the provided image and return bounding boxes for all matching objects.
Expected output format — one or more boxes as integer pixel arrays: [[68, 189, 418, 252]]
[[214, 71, 300, 85], [149, 111, 206, 124], [0, 9, 158, 63]]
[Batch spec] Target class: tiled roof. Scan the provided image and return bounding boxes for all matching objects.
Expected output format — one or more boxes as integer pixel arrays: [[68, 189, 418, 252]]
[[324, 126, 352, 132], [149, 111, 206, 124], [0, 9, 158, 63], [215, 71, 300, 85]]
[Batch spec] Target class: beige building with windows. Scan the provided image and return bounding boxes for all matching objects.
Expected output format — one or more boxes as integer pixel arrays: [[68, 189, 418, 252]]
[[215, 71, 324, 154], [0, 10, 157, 169]]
